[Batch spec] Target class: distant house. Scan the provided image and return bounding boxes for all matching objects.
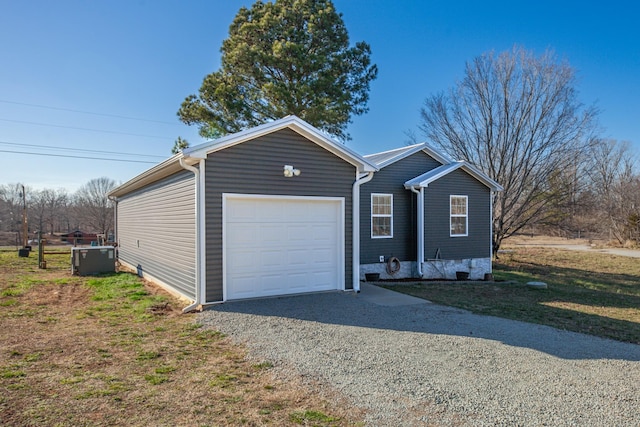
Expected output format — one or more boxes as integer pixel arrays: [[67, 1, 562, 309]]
[[108, 116, 502, 311], [60, 230, 98, 245]]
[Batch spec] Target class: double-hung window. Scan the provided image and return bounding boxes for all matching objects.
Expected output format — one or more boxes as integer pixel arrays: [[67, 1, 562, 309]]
[[371, 194, 393, 238], [450, 195, 468, 237]]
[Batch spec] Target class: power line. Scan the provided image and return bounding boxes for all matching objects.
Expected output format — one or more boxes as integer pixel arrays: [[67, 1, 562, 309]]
[[0, 118, 174, 140], [0, 149, 158, 164], [0, 99, 180, 126], [0, 140, 166, 159]]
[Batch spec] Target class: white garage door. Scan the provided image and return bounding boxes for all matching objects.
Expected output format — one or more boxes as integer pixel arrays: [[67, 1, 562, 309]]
[[224, 195, 344, 300]]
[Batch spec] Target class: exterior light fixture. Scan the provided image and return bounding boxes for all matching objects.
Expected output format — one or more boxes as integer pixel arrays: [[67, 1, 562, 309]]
[[283, 165, 301, 177]]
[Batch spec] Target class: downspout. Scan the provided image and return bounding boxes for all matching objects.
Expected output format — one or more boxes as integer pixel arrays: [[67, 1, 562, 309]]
[[352, 171, 375, 292], [409, 186, 424, 277], [490, 191, 495, 272], [179, 157, 202, 313]]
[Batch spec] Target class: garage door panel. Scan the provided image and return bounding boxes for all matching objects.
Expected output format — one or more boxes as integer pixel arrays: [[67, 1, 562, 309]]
[[312, 224, 334, 240], [288, 248, 311, 265], [227, 199, 257, 221], [224, 196, 343, 300], [311, 248, 333, 264], [262, 202, 285, 220], [261, 274, 285, 292], [227, 224, 257, 244], [260, 224, 285, 244], [287, 202, 309, 219], [261, 250, 286, 268], [309, 201, 337, 217], [287, 225, 311, 242], [229, 276, 257, 298], [228, 248, 258, 269], [288, 271, 314, 293], [309, 271, 333, 288]]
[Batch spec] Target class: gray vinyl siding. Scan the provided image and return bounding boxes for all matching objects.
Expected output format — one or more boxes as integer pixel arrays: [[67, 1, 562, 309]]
[[116, 171, 197, 299], [360, 152, 441, 263], [424, 169, 491, 260], [204, 128, 356, 302]]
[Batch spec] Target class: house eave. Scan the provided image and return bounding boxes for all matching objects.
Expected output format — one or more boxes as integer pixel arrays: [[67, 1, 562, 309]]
[[108, 154, 201, 198], [364, 142, 452, 169], [404, 161, 503, 191]]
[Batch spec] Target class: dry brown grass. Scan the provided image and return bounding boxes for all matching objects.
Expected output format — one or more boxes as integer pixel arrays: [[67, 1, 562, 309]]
[[0, 249, 363, 426], [383, 246, 640, 344]]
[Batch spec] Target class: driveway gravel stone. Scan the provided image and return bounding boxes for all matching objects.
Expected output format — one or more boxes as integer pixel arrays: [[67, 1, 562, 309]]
[[198, 285, 640, 426]]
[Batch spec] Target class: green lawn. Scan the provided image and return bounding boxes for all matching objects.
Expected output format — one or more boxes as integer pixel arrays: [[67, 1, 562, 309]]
[[381, 247, 640, 344]]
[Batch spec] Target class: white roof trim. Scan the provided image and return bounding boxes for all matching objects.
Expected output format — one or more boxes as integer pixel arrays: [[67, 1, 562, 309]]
[[364, 142, 452, 168], [108, 153, 200, 198], [404, 161, 503, 191], [184, 115, 377, 172], [363, 142, 424, 159], [108, 116, 378, 198]]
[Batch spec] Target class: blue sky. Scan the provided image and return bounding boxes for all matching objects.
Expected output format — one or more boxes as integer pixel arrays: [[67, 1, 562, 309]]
[[1, 0, 638, 192]]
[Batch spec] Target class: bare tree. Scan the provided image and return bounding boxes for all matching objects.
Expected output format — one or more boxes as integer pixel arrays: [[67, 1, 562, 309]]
[[30, 189, 48, 235], [0, 183, 32, 244], [28, 188, 70, 235], [419, 46, 598, 253], [45, 189, 69, 234], [585, 139, 639, 244], [74, 177, 117, 235]]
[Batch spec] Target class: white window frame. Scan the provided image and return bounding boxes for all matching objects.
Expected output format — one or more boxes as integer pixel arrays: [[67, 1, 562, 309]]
[[450, 195, 468, 237], [371, 193, 393, 239]]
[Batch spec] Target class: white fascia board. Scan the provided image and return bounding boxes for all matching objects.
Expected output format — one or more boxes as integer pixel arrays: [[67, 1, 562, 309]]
[[184, 115, 377, 173], [365, 142, 451, 169], [365, 143, 426, 168], [421, 143, 454, 165], [404, 161, 504, 192], [404, 162, 463, 188], [108, 153, 200, 198]]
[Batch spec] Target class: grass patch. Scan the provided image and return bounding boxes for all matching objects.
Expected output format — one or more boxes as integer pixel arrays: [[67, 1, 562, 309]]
[[1, 366, 26, 378], [290, 410, 340, 425], [1, 288, 24, 297], [154, 365, 176, 374], [23, 352, 42, 363], [136, 351, 162, 361], [0, 249, 360, 426], [383, 247, 640, 343], [253, 361, 274, 370], [144, 373, 169, 385], [60, 376, 85, 385], [83, 272, 169, 322], [210, 373, 239, 388]]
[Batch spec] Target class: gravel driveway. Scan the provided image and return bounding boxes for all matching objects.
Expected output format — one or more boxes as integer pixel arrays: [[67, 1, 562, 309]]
[[198, 285, 640, 426]]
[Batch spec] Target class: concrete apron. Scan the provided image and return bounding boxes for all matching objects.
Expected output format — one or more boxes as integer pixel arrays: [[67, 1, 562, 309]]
[[356, 283, 431, 306]]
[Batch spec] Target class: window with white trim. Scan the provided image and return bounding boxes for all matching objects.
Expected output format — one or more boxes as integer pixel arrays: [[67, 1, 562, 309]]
[[371, 194, 393, 238], [450, 195, 468, 237]]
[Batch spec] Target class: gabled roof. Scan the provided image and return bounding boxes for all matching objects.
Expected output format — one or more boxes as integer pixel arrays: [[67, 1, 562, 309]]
[[404, 161, 503, 192], [364, 142, 451, 168], [109, 116, 377, 198], [184, 115, 377, 172]]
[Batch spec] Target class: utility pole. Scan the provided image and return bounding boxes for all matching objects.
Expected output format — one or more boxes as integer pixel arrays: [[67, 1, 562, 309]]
[[21, 184, 28, 248]]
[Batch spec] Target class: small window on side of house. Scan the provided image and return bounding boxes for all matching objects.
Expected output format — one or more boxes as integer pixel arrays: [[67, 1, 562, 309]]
[[450, 195, 468, 237], [371, 194, 393, 238]]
